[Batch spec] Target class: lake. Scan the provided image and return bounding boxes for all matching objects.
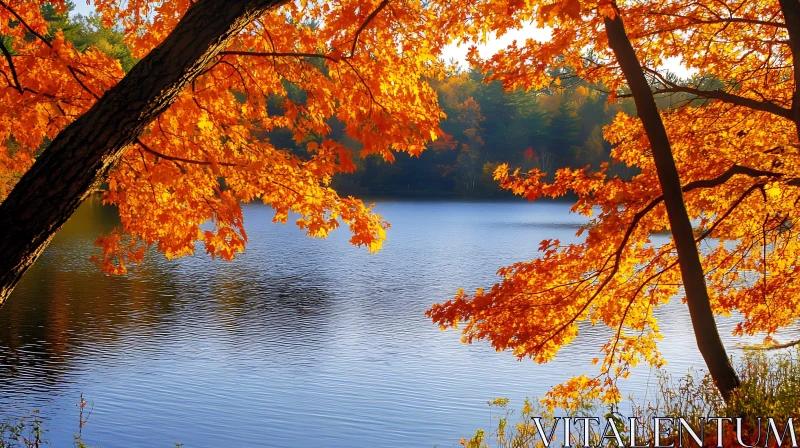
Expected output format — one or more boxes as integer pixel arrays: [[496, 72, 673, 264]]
[[0, 198, 780, 447]]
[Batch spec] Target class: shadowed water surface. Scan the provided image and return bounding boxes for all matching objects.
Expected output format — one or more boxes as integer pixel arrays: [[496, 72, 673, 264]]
[[0, 198, 786, 447]]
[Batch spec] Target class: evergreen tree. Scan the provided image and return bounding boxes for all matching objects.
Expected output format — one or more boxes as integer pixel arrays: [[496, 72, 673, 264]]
[[546, 99, 582, 165]]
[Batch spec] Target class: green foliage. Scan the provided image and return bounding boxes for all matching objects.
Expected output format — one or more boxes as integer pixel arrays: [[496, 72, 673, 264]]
[[42, 2, 137, 72], [545, 99, 582, 164], [724, 349, 800, 420], [65, 15, 137, 72], [0, 411, 47, 448]]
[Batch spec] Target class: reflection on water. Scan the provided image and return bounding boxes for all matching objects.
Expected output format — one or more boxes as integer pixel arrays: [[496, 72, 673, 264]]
[[0, 198, 788, 447]]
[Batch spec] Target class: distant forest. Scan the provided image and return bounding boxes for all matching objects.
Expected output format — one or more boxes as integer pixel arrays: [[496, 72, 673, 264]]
[[332, 71, 639, 198]]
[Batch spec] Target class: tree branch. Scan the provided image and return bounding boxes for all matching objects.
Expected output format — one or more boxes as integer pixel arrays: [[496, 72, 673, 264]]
[[349, 0, 390, 57], [618, 66, 794, 120], [744, 338, 800, 350], [67, 66, 101, 100], [0, 38, 21, 93], [647, 85, 792, 121], [0, 0, 52, 48], [605, 183, 760, 378], [136, 139, 241, 167], [645, 11, 787, 29], [220, 50, 342, 62]]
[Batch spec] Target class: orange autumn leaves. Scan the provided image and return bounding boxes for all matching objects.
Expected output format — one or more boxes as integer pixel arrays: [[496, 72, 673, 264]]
[[1, 0, 453, 272], [94, 0, 451, 270], [428, 0, 800, 409], [0, 1, 125, 190]]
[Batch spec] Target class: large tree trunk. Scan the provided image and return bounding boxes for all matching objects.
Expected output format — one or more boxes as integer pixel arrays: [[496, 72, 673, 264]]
[[0, 0, 286, 306], [603, 4, 741, 400], [779, 0, 800, 139]]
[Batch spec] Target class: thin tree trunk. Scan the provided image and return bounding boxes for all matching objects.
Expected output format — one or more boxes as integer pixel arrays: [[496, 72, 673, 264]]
[[0, 0, 286, 306], [779, 0, 800, 138], [603, 4, 741, 400]]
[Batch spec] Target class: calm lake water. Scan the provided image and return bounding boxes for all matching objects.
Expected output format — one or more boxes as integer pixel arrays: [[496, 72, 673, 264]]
[[0, 198, 783, 447]]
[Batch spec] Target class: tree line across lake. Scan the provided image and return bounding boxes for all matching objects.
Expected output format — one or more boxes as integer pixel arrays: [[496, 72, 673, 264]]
[[329, 71, 639, 197]]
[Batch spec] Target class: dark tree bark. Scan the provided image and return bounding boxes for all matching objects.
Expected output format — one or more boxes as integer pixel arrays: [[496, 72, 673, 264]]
[[603, 4, 741, 400], [0, 0, 287, 305], [779, 0, 800, 139]]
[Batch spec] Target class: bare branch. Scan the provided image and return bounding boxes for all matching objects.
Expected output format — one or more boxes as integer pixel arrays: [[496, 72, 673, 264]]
[[616, 67, 794, 120], [744, 338, 800, 350], [645, 11, 787, 29], [649, 86, 792, 120], [136, 139, 241, 167]]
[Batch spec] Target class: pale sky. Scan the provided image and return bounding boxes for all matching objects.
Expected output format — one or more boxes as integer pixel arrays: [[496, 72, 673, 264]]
[[68, 1, 694, 78], [71, 1, 94, 16], [440, 26, 553, 70]]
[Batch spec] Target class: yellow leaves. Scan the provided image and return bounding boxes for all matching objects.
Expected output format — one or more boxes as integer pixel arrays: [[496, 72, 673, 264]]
[[487, 397, 509, 408], [427, 96, 800, 405], [246, 160, 266, 173], [765, 184, 782, 201], [429, 87, 800, 404], [196, 113, 215, 132], [541, 375, 603, 413], [492, 163, 510, 181], [521, 399, 533, 416], [91, 229, 147, 275], [340, 198, 389, 253]]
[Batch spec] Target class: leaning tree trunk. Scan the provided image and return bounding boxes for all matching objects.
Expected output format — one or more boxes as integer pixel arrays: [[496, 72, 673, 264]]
[[0, 0, 287, 306], [603, 3, 741, 400], [778, 0, 800, 139]]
